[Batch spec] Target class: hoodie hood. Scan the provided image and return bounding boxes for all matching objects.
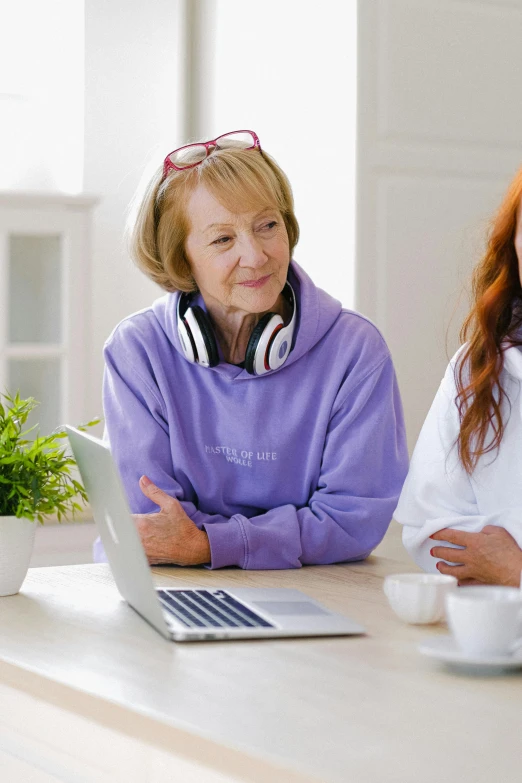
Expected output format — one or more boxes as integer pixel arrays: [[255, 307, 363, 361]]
[[151, 260, 343, 380]]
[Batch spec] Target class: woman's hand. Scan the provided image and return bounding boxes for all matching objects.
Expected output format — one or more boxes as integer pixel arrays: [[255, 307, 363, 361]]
[[430, 526, 522, 586], [134, 476, 211, 566]]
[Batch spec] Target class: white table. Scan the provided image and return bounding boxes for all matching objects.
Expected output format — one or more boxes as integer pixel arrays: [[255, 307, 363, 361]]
[[0, 535, 521, 782]]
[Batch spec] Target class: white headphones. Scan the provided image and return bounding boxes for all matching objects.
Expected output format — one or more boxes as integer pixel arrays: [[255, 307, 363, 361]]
[[177, 282, 297, 375]]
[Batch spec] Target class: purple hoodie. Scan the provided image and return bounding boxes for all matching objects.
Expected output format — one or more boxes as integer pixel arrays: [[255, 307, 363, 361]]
[[95, 261, 408, 569]]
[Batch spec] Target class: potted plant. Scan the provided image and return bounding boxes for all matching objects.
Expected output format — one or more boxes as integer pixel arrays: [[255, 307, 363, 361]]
[[0, 392, 98, 596]]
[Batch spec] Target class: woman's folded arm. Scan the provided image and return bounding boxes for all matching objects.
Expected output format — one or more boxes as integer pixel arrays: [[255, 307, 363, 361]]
[[395, 363, 522, 571]]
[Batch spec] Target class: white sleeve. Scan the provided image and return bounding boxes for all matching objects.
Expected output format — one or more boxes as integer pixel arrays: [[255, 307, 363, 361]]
[[394, 360, 522, 572]]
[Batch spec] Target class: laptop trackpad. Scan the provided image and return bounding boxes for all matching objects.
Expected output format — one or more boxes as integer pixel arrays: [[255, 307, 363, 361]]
[[252, 601, 329, 616]]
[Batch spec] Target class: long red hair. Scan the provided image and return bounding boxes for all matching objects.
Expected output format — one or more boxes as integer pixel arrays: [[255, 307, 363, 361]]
[[456, 167, 522, 474]]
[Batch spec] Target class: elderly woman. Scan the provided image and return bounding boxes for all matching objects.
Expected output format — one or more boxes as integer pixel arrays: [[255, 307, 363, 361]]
[[395, 165, 522, 586], [95, 130, 408, 569]]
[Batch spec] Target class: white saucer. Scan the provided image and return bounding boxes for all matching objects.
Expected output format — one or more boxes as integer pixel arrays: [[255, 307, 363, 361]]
[[419, 634, 522, 673]]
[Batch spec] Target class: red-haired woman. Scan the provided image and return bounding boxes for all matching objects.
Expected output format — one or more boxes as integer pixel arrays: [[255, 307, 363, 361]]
[[395, 168, 522, 586]]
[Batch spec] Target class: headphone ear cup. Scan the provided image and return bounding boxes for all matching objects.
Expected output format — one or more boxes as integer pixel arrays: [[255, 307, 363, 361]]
[[191, 306, 220, 367], [244, 313, 274, 375], [178, 318, 197, 362]]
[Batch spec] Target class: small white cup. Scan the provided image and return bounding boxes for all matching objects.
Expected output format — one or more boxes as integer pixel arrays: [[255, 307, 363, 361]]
[[446, 586, 522, 657], [383, 572, 457, 624]]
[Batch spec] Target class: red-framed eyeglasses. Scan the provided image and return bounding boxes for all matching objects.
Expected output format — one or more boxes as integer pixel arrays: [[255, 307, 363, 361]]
[[162, 130, 261, 180]]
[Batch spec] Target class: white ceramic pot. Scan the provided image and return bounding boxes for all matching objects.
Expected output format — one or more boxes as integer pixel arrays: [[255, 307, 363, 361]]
[[0, 516, 37, 596]]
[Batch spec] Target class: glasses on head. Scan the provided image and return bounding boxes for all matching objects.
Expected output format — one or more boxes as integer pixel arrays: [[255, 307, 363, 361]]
[[162, 130, 261, 179]]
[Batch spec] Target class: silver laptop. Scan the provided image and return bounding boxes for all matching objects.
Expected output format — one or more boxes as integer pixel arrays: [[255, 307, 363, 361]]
[[66, 426, 365, 642]]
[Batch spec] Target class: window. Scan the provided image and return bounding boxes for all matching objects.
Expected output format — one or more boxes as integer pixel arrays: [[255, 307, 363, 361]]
[[0, 0, 84, 193]]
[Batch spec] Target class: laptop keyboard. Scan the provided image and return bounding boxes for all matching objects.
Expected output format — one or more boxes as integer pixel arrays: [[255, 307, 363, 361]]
[[157, 588, 275, 629]]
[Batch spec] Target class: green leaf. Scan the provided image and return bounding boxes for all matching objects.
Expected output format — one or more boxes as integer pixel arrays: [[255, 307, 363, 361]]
[[0, 391, 99, 522], [77, 417, 102, 431]]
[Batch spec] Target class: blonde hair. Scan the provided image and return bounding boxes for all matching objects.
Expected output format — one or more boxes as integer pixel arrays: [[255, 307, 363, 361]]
[[128, 147, 300, 293]]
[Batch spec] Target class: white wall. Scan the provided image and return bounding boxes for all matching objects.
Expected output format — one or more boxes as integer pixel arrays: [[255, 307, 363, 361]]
[[84, 0, 184, 419], [212, 0, 357, 307], [356, 0, 522, 450]]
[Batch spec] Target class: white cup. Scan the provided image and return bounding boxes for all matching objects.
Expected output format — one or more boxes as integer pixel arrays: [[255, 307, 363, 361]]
[[446, 586, 522, 657], [383, 572, 457, 624]]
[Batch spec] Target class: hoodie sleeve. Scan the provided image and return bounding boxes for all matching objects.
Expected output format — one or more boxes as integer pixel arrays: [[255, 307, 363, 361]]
[[393, 359, 522, 573], [94, 339, 232, 563], [205, 353, 409, 569]]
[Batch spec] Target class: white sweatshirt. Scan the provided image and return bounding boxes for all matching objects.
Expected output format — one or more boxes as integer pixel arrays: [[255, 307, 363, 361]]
[[394, 345, 522, 572]]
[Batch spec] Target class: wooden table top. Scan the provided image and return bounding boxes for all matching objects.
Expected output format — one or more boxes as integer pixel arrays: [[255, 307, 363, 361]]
[[0, 530, 520, 783]]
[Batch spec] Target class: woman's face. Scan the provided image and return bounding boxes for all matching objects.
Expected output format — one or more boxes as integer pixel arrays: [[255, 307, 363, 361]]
[[516, 203, 522, 285], [184, 184, 290, 314]]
